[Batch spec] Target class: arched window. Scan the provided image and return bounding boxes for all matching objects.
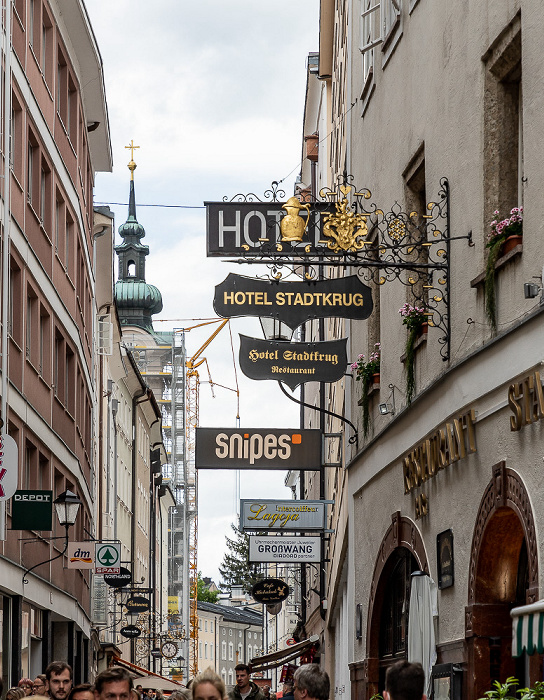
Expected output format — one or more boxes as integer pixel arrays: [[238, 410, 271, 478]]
[[127, 260, 136, 277], [379, 548, 418, 663]]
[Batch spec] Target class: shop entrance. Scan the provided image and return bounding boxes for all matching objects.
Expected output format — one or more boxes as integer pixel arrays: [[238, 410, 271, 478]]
[[466, 464, 539, 700]]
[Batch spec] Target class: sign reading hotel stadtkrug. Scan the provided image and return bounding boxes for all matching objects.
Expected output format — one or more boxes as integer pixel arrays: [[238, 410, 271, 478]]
[[214, 274, 373, 329], [240, 499, 326, 531], [239, 335, 347, 390], [249, 535, 321, 563], [196, 428, 321, 470]]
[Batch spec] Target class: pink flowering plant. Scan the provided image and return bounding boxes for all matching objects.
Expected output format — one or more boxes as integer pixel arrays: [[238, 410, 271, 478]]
[[351, 343, 380, 438], [399, 302, 427, 331], [399, 303, 428, 405], [485, 207, 523, 331]]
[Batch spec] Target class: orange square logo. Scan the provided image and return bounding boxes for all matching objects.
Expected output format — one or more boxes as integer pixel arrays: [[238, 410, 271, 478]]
[[291, 434, 302, 444]]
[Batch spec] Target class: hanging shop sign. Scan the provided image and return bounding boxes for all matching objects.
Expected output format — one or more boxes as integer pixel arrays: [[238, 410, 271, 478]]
[[402, 408, 476, 520], [252, 577, 290, 604], [67, 542, 95, 569], [120, 625, 141, 639], [104, 567, 132, 588], [214, 274, 373, 329], [239, 335, 347, 390], [249, 535, 321, 563], [205, 201, 333, 257], [240, 499, 327, 531], [92, 575, 107, 625], [508, 371, 544, 431], [11, 490, 52, 531], [95, 542, 121, 574], [125, 596, 150, 613], [0, 433, 19, 501], [196, 428, 321, 470]]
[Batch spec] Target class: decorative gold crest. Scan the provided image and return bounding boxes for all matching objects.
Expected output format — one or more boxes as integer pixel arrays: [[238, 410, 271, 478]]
[[321, 191, 369, 252]]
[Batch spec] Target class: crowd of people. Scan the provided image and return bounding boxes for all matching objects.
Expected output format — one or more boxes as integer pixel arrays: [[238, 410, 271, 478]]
[[0, 657, 426, 700]]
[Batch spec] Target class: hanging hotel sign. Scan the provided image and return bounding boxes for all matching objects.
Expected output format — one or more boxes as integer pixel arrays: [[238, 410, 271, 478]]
[[205, 201, 333, 257], [252, 578, 291, 604], [239, 335, 347, 390], [249, 535, 321, 563], [214, 274, 373, 329], [196, 428, 321, 470], [240, 499, 327, 531]]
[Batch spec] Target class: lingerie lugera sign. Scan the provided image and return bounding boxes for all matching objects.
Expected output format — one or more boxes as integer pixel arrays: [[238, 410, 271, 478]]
[[214, 273, 373, 329]]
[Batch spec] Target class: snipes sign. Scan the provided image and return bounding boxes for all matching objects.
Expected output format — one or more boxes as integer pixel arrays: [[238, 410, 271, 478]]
[[195, 428, 321, 470]]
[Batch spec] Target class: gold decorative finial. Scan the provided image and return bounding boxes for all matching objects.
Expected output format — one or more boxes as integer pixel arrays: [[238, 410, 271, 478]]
[[125, 139, 140, 180]]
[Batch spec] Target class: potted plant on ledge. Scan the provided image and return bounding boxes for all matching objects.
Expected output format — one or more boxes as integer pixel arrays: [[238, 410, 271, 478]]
[[485, 206, 523, 331], [351, 343, 380, 438], [399, 302, 428, 405]]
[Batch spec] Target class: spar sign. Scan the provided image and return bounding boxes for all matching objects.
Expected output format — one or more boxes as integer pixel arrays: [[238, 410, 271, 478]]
[[0, 434, 18, 501], [95, 542, 121, 574]]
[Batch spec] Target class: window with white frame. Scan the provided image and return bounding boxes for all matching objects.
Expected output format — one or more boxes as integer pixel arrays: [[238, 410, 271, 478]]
[[221, 641, 226, 660], [228, 642, 234, 661]]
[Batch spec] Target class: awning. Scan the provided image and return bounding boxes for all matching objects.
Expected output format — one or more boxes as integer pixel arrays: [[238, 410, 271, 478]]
[[112, 656, 185, 689], [511, 600, 544, 657], [250, 635, 319, 673]]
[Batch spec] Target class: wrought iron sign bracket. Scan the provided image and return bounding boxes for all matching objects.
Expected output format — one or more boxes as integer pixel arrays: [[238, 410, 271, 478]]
[[211, 176, 473, 362]]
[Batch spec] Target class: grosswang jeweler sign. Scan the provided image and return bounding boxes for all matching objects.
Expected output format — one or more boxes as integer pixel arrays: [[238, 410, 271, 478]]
[[240, 499, 326, 531], [249, 536, 321, 563]]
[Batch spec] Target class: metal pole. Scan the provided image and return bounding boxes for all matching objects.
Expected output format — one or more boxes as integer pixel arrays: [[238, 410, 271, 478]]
[[0, 0, 13, 541]]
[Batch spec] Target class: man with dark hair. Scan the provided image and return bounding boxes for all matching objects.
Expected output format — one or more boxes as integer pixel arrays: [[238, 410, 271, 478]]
[[94, 668, 133, 700], [68, 685, 94, 700], [384, 660, 425, 700], [45, 663, 73, 700], [228, 665, 264, 700], [293, 664, 330, 700]]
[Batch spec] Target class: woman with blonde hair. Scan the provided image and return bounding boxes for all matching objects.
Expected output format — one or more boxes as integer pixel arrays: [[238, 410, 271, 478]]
[[191, 669, 227, 700]]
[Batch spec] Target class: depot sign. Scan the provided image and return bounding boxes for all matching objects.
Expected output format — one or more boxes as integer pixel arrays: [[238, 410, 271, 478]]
[[196, 428, 321, 470]]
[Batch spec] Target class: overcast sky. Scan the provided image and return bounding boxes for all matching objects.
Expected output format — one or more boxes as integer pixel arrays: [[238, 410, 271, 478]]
[[86, 0, 319, 584]]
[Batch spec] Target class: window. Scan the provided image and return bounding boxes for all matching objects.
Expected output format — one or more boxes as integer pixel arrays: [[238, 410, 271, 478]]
[[228, 642, 233, 661], [204, 643, 208, 659], [39, 305, 50, 377], [40, 159, 51, 231], [237, 643, 243, 661], [26, 290, 37, 363], [221, 641, 226, 660], [41, 8, 53, 86], [65, 210, 74, 276], [229, 628, 232, 636], [378, 548, 417, 661], [9, 258, 22, 345], [248, 644, 252, 659], [10, 95, 23, 180], [54, 329, 64, 400]]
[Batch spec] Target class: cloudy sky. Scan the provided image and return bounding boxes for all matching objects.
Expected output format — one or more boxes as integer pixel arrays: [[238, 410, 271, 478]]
[[86, 0, 319, 584]]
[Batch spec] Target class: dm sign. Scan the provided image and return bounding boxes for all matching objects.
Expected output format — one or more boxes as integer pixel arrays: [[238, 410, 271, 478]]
[[196, 428, 321, 470], [252, 578, 290, 604], [11, 490, 52, 531], [67, 541, 95, 569], [214, 274, 373, 329], [239, 335, 347, 390], [240, 499, 326, 531]]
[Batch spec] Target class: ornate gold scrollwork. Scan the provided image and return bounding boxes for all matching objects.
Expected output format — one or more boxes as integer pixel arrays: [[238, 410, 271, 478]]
[[379, 276, 386, 285], [276, 243, 283, 252], [305, 244, 311, 253], [433, 295, 442, 302], [389, 218, 406, 242], [321, 188, 369, 252], [408, 277, 416, 285], [437, 249, 446, 257], [242, 244, 249, 251], [438, 277, 446, 285]]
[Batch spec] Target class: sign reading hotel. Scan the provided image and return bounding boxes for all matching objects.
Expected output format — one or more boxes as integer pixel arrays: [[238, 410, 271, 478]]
[[214, 274, 373, 329], [196, 428, 321, 470], [249, 535, 321, 563], [402, 408, 476, 519], [205, 201, 332, 257], [240, 499, 326, 531], [239, 335, 347, 390]]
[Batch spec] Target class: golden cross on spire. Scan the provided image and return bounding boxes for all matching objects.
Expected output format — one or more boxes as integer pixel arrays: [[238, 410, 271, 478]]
[[125, 139, 140, 180]]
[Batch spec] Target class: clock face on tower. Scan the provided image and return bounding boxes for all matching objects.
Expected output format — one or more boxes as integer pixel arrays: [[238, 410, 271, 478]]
[[161, 641, 178, 659]]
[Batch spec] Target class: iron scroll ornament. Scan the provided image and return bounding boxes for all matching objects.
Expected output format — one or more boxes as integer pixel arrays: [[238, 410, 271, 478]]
[[210, 176, 472, 361]]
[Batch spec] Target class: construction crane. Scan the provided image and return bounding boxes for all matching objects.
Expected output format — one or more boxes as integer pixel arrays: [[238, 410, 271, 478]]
[[185, 318, 230, 678]]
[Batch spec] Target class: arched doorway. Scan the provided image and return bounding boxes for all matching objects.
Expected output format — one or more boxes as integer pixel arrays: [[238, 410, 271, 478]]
[[466, 463, 539, 700], [350, 512, 428, 700]]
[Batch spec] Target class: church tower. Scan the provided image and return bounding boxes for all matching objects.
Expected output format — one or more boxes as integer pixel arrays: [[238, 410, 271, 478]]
[[114, 144, 163, 333]]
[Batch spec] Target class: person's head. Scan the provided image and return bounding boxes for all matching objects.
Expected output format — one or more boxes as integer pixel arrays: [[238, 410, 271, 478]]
[[135, 690, 142, 695], [191, 668, 227, 700], [234, 666, 251, 693], [19, 679, 33, 696], [384, 661, 425, 700], [283, 685, 293, 696], [263, 689, 270, 698], [169, 691, 191, 700], [45, 663, 73, 700], [94, 668, 134, 700], [33, 676, 48, 696], [7, 688, 26, 700], [293, 665, 329, 700], [69, 684, 95, 700]]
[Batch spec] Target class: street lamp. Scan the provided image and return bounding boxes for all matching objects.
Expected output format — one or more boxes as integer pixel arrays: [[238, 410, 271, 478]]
[[22, 489, 82, 584]]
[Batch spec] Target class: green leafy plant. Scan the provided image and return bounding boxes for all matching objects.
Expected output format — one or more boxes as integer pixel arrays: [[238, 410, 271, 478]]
[[352, 343, 380, 438], [399, 303, 427, 405], [485, 207, 523, 331], [478, 677, 519, 700]]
